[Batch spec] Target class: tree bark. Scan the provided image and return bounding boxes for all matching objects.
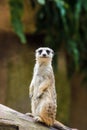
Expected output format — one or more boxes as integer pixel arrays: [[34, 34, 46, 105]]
[[0, 104, 58, 130]]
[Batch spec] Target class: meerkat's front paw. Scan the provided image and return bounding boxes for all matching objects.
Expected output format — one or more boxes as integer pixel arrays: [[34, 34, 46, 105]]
[[25, 112, 34, 117], [29, 93, 33, 99], [36, 91, 43, 98], [34, 116, 42, 122]]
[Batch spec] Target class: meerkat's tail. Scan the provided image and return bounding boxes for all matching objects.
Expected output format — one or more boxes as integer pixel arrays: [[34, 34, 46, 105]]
[[53, 120, 78, 130]]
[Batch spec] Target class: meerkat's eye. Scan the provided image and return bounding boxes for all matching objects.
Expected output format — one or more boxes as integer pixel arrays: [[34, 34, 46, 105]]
[[46, 50, 50, 55], [38, 49, 42, 54]]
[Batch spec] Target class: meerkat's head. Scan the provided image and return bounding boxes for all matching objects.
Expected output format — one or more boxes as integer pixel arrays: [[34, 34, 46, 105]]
[[35, 47, 54, 64]]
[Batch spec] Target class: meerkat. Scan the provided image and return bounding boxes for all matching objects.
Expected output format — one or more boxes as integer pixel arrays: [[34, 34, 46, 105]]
[[26, 47, 77, 130]]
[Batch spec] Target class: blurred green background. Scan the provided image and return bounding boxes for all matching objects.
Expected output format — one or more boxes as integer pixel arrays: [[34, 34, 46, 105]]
[[0, 0, 87, 130]]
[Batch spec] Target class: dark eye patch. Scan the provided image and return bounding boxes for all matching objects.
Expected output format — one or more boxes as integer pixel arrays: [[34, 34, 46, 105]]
[[38, 49, 42, 54], [46, 49, 50, 54]]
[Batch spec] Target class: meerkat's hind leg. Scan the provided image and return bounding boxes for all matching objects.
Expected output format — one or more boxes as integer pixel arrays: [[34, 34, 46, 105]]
[[36, 101, 56, 126], [34, 116, 43, 122]]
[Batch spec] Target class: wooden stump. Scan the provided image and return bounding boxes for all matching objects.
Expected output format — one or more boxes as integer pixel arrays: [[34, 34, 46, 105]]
[[0, 104, 57, 130]]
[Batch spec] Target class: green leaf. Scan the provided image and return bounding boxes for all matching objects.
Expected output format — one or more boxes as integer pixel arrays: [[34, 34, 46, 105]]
[[68, 40, 79, 70], [56, 1, 66, 15], [37, 0, 45, 5], [55, 0, 69, 34], [74, 1, 82, 32], [81, 0, 87, 11], [9, 0, 26, 44], [75, 1, 81, 20]]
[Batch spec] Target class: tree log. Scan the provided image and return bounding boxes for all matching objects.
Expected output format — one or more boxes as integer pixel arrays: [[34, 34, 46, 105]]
[[0, 104, 58, 130], [0, 104, 78, 130]]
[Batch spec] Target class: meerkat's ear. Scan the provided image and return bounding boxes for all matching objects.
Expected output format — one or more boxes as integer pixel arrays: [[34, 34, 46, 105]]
[[35, 48, 38, 53], [51, 49, 54, 56]]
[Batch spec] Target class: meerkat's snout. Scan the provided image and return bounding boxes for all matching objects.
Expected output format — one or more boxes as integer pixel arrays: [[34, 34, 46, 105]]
[[42, 53, 46, 57]]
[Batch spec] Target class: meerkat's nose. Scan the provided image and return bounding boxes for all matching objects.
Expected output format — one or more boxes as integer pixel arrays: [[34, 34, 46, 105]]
[[43, 54, 46, 57]]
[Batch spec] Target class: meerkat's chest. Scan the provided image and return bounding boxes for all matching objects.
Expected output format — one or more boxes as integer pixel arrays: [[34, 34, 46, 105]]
[[33, 66, 48, 86], [33, 73, 45, 87], [32, 74, 45, 98]]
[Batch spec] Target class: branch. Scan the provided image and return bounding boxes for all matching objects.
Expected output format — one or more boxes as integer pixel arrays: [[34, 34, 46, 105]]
[[0, 104, 58, 130], [0, 104, 78, 130]]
